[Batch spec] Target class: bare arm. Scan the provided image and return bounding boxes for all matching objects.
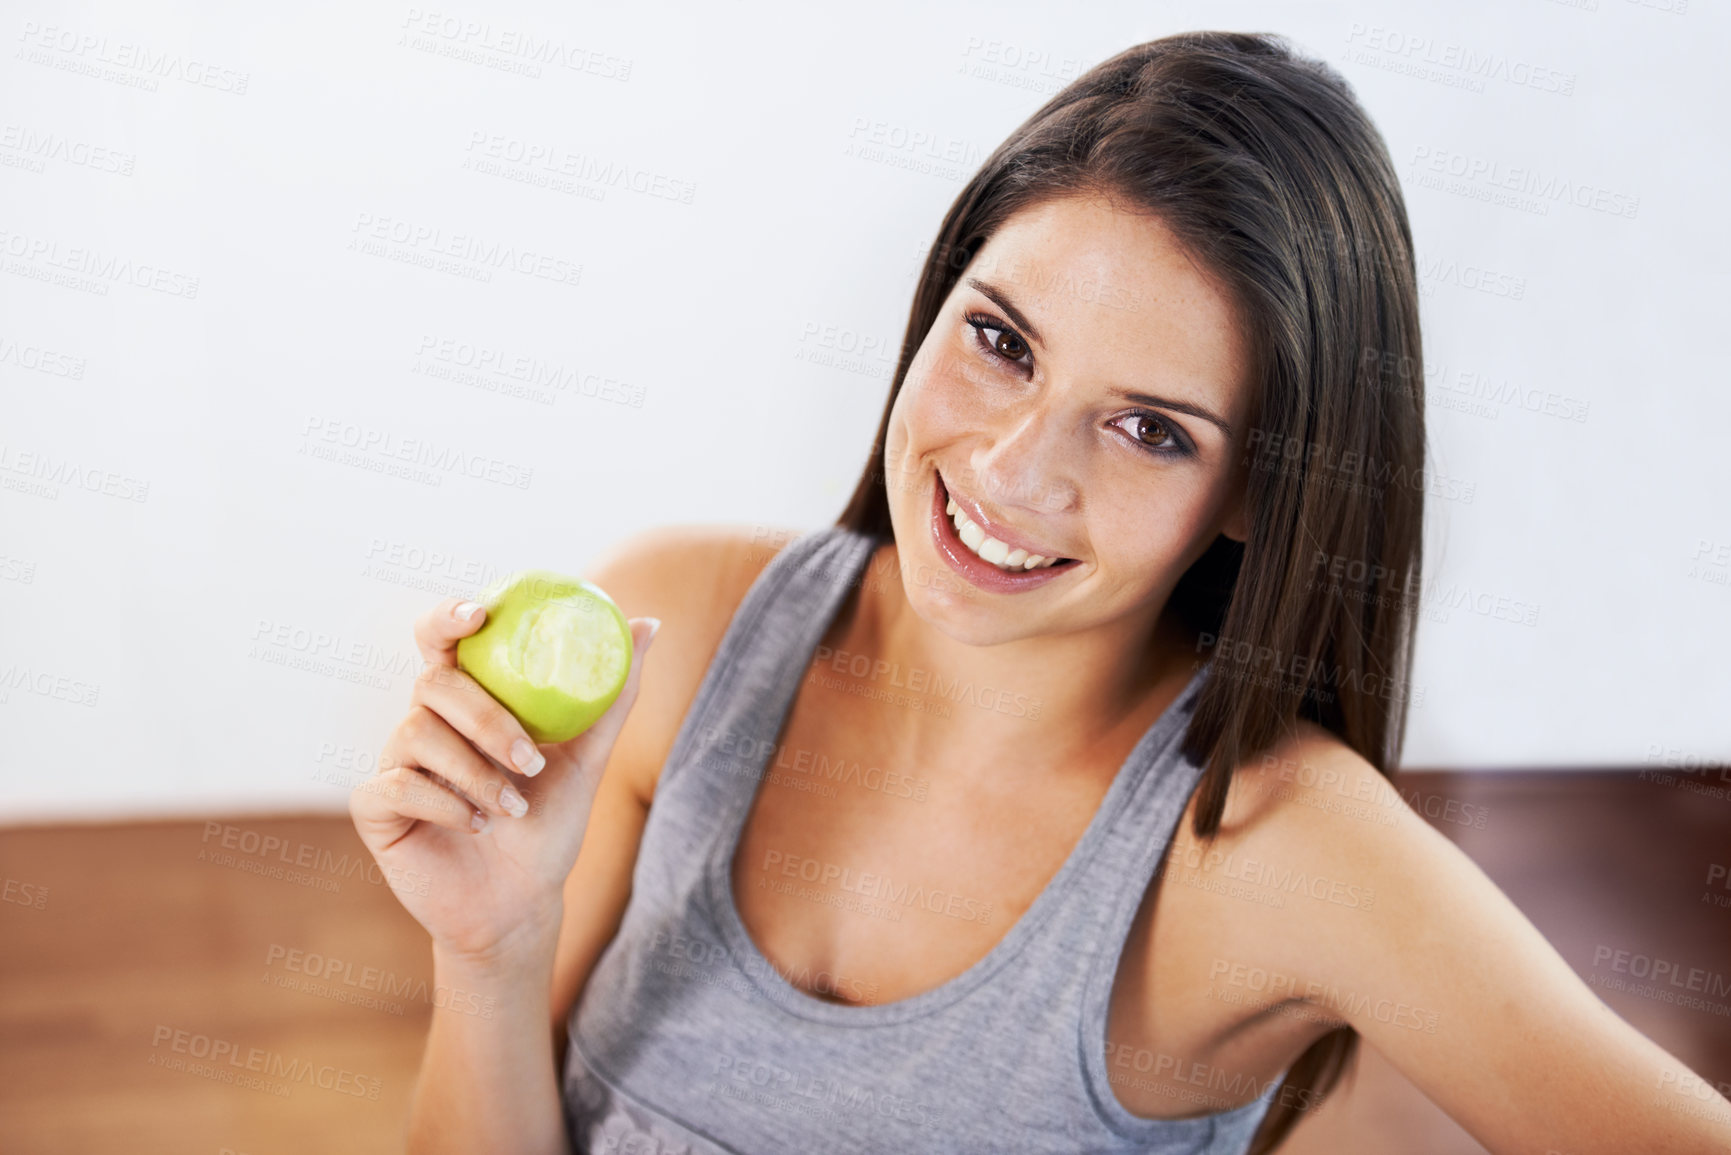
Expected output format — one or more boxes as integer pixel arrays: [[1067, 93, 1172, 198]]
[[413, 917, 572, 1154], [365, 524, 794, 1151], [351, 594, 660, 1154], [1232, 735, 1731, 1154]]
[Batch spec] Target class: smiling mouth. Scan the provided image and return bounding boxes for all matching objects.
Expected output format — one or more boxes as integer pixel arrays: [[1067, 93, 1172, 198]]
[[936, 473, 1078, 574]]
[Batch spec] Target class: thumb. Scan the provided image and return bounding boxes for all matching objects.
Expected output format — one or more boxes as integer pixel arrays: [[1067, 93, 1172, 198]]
[[615, 615, 660, 706], [636, 615, 662, 656]]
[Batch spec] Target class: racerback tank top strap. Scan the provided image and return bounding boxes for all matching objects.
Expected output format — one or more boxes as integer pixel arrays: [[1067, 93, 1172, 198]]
[[564, 525, 1286, 1155]]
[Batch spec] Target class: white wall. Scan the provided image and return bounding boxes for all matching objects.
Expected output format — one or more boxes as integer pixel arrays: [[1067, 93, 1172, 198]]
[[2, 0, 1725, 822]]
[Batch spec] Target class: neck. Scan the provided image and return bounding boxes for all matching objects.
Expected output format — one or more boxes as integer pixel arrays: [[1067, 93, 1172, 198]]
[[838, 541, 1197, 779]]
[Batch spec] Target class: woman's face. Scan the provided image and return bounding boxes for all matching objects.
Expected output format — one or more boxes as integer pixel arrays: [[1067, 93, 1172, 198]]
[[883, 190, 1256, 648]]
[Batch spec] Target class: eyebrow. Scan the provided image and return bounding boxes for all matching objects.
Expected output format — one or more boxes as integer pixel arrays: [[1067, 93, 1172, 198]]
[[964, 276, 1236, 441], [1115, 390, 1235, 440], [965, 277, 1046, 348]]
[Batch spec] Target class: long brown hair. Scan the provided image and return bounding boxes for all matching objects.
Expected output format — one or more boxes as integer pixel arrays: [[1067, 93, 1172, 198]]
[[834, 31, 1426, 1152]]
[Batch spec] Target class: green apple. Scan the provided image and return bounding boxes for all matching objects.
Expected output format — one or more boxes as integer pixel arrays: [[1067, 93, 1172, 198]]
[[455, 570, 634, 745]]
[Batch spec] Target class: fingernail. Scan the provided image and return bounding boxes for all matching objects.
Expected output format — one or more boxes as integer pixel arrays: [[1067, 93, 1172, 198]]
[[511, 738, 546, 776], [470, 810, 491, 834], [499, 783, 528, 818], [645, 617, 662, 645], [455, 601, 481, 621]]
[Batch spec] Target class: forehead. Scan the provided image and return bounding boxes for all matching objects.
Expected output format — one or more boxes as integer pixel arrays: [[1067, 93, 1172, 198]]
[[962, 192, 1253, 414]]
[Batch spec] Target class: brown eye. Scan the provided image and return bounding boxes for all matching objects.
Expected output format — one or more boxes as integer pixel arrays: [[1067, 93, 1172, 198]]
[[991, 329, 1027, 361], [1111, 412, 1188, 454], [1133, 415, 1170, 446], [965, 315, 1031, 367]]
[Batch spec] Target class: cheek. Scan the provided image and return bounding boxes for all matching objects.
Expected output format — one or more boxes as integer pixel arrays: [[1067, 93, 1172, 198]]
[[1098, 519, 1187, 575], [895, 358, 972, 445], [1089, 478, 1220, 574]]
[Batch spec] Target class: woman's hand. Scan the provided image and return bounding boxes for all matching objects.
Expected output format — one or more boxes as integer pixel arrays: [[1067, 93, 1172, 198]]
[[349, 596, 659, 966]]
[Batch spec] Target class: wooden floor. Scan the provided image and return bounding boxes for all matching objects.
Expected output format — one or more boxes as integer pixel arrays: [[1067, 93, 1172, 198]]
[[1, 771, 1728, 1153]]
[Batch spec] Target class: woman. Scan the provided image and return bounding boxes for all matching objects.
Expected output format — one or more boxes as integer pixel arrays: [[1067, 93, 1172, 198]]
[[350, 31, 1731, 1154]]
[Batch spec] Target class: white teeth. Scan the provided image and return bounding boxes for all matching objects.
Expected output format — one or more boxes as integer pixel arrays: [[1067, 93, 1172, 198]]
[[945, 498, 1060, 571]]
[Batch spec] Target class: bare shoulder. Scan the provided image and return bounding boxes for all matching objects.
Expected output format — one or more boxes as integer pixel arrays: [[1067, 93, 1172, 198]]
[[1176, 718, 1519, 1025], [1159, 720, 1437, 1020], [1215, 718, 1410, 849], [581, 523, 800, 802], [1185, 727, 1731, 1151]]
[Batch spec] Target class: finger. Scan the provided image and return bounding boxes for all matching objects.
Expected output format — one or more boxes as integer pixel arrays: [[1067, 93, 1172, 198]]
[[396, 703, 532, 818], [558, 616, 660, 767], [350, 764, 488, 849], [413, 596, 488, 670], [412, 662, 548, 779]]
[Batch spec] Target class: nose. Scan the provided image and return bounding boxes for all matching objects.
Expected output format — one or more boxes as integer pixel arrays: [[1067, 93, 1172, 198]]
[[966, 404, 1080, 516]]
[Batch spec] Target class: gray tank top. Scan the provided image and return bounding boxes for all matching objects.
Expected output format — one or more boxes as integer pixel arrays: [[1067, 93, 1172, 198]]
[[563, 526, 1286, 1154]]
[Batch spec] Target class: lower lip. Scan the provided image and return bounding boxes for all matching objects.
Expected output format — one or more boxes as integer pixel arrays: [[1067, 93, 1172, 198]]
[[929, 475, 1079, 594]]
